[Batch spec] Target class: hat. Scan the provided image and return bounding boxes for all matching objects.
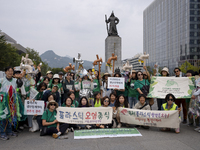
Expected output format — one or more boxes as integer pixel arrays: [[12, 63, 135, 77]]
[[161, 67, 169, 75], [53, 85, 59, 88], [58, 72, 64, 75], [47, 100, 58, 109], [131, 70, 136, 73], [102, 73, 111, 79], [46, 71, 53, 75], [53, 74, 59, 79]]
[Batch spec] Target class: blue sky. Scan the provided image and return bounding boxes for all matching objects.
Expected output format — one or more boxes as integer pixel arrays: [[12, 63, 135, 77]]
[[0, 0, 153, 61]]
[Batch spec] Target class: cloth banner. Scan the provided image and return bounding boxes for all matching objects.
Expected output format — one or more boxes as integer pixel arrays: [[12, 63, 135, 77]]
[[74, 128, 142, 139], [24, 100, 44, 115], [119, 108, 179, 128], [56, 107, 112, 124], [147, 77, 195, 99], [107, 77, 125, 89]]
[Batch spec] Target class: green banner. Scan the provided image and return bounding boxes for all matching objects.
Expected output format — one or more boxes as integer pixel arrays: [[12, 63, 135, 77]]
[[74, 128, 142, 139]]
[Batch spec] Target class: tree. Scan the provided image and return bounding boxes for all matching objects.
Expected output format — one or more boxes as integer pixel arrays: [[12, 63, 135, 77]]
[[180, 61, 195, 74], [0, 35, 21, 70]]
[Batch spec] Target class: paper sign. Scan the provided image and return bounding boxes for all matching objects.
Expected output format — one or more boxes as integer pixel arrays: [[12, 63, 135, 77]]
[[107, 77, 125, 89], [24, 100, 44, 115]]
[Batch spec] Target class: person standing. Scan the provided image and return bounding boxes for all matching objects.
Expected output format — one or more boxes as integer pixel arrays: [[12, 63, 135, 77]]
[[174, 67, 187, 124]]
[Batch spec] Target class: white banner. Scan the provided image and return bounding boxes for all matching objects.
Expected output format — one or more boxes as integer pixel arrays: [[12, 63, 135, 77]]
[[24, 100, 44, 115], [56, 107, 113, 124], [107, 77, 125, 89], [119, 108, 179, 128], [29, 87, 39, 100], [147, 77, 195, 99]]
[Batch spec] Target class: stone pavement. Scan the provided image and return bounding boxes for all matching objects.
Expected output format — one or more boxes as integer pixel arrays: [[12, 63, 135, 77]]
[[1, 100, 200, 150]]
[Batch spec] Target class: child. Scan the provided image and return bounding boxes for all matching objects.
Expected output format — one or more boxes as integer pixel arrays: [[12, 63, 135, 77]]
[[109, 92, 116, 107], [78, 97, 91, 129], [114, 94, 129, 128], [134, 94, 150, 129], [161, 93, 181, 133]]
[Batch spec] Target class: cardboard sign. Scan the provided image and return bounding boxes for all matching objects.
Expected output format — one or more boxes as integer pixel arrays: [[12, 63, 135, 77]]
[[24, 100, 44, 115]]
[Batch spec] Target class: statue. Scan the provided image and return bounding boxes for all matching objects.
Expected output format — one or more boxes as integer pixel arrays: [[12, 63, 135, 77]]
[[105, 11, 119, 36]]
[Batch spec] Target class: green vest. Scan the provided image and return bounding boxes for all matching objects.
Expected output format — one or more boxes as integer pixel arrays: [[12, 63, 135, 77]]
[[162, 103, 177, 111]]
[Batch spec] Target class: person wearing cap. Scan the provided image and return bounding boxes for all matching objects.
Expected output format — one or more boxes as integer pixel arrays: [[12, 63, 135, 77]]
[[63, 72, 75, 103], [156, 67, 170, 110], [58, 72, 64, 83], [101, 73, 111, 98], [46, 71, 53, 88], [42, 85, 60, 104], [49, 74, 63, 97], [127, 70, 138, 108], [41, 100, 69, 139]]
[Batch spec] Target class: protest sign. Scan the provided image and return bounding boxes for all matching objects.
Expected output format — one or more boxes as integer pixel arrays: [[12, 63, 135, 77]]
[[107, 77, 125, 89], [119, 108, 179, 128], [56, 107, 112, 124], [74, 128, 142, 139], [147, 77, 195, 99], [29, 87, 39, 100], [24, 100, 44, 115]]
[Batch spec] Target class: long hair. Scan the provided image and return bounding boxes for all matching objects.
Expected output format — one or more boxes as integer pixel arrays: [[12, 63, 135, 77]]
[[115, 94, 128, 108], [78, 96, 89, 107]]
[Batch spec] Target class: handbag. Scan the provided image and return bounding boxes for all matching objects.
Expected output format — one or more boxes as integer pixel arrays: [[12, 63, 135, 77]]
[[138, 80, 150, 97], [40, 110, 54, 136]]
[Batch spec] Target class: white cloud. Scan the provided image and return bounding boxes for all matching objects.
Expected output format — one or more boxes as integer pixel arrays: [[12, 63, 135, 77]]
[[0, 0, 154, 61]]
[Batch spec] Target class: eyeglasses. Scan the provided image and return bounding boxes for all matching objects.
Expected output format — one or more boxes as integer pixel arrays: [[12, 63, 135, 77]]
[[50, 103, 56, 106], [104, 100, 109, 102], [167, 99, 174, 101]]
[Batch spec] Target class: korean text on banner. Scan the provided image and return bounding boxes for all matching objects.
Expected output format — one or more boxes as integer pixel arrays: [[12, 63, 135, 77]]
[[24, 100, 44, 115], [107, 77, 125, 89], [119, 108, 179, 128], [56, 107, 113, 124], [147, 77, 195, 99]]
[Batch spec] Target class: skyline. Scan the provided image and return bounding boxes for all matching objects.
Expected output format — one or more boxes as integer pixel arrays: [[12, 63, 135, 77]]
[[0, 0, 154, 61]]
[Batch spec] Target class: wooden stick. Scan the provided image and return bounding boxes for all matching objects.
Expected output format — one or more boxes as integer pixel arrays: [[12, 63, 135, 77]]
[[113, 60, 115, 74]]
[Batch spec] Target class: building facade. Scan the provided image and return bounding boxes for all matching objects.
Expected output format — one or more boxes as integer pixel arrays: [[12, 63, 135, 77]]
[[144, 0, 200, 74], [123, 53, 143, 72]]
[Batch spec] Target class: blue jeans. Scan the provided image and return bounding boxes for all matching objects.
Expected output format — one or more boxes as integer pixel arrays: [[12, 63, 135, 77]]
[[0, 120, 12, 136], [128, 97, 138, 108]]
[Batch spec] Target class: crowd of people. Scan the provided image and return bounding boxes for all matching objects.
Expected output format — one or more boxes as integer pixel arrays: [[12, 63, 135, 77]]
[[0, 65, 200, 140]]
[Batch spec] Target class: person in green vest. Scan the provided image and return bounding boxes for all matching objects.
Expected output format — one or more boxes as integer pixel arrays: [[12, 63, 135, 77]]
[[161, 93, 181, 133], [67, 92, 79, 107], [46, 71, 53, 88], [127, 70, 137, 108]]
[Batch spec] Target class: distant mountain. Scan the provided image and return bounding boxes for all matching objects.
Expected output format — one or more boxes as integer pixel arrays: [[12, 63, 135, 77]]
[[40, 50, 105, 72]]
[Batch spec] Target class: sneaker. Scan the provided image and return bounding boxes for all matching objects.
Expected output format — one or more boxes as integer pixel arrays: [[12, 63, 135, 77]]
[[52, 133, 59, 139], [0, 135, 9, 140], [187, 123, 193, 126], [65, 129, 69, 134], [194, 127, 200, 131], [58, 135, 68, 139], [175, 128, 180, 133], [86, 125, 91, 129], [71, 127, 74, 132], [29, 128, 34, 132], [117, 123, 122, 128], [7, 132, 18, 137], [19, 126, 24, 130]]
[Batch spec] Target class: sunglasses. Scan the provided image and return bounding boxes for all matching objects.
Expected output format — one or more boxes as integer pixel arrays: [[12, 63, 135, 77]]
[[50, 103, 56, 106], [167, 99, 174, 101], [175, 71, 179, 73], [41, 88, 46, 90], [104, 100, 109, 102], [138, 74, 143, 76]]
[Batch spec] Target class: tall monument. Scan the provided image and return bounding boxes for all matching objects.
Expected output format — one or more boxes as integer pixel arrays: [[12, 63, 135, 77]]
[[105, 11, 122, 73]]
